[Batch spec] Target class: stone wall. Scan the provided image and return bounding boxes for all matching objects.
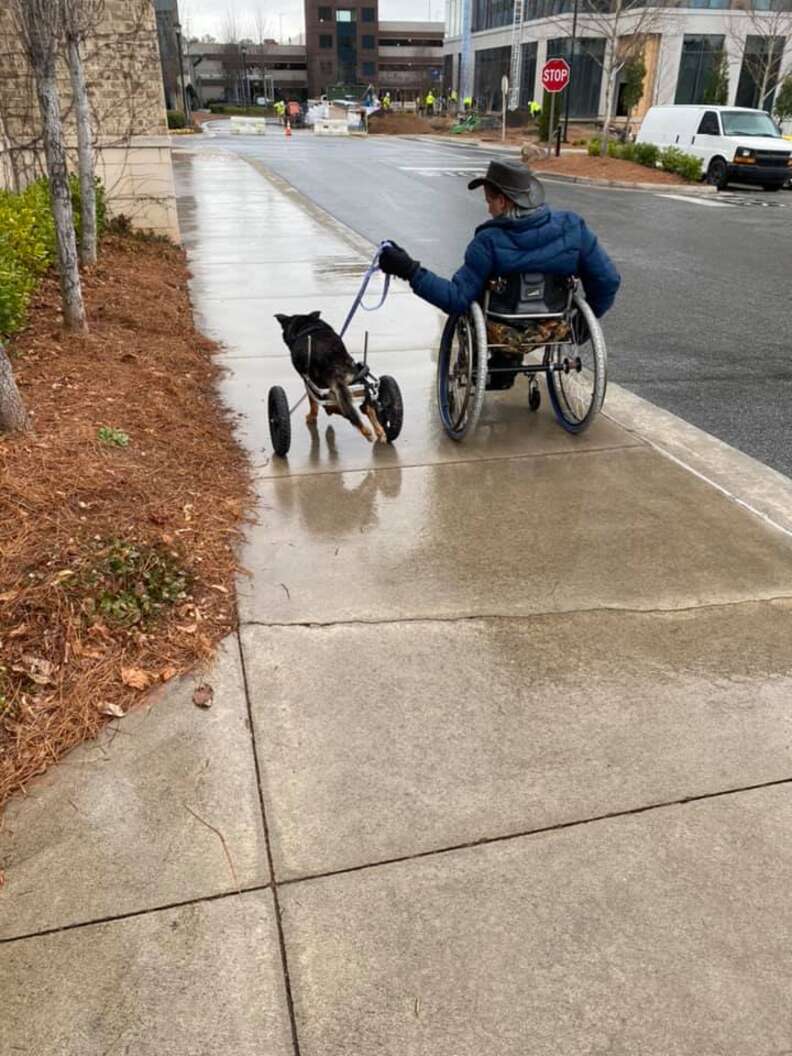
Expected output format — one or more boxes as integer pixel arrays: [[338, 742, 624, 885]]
[[0, 0, 179, 241]]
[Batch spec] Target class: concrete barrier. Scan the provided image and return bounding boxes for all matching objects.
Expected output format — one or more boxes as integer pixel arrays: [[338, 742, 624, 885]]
[[313, 119, 350, 137], [230, 116, 267, 136]]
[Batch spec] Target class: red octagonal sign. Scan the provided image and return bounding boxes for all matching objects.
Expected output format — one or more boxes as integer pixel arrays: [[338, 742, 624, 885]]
[[541, 58, 571, 94]]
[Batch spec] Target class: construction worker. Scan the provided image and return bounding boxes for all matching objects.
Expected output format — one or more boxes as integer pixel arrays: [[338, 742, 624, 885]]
[[274, 99, 286, 125], [529, 99, 542, 120], [463, 95, 473, 112], [425, 89, 436, 117], [382, 91, 392, 112]]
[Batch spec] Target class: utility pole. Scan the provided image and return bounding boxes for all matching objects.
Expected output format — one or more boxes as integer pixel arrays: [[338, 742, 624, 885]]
[[562, 0, 580, 142]]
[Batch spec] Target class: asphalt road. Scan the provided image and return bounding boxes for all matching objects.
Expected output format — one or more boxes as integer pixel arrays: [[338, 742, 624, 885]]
[[195, 128, 792, 477]]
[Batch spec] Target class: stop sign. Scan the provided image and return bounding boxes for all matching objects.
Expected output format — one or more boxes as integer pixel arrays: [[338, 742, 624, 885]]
[[541, 58, 571, 94]]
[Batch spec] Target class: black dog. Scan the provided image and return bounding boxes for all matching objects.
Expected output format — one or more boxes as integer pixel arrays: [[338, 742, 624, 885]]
[[275, 311, 385, 442]]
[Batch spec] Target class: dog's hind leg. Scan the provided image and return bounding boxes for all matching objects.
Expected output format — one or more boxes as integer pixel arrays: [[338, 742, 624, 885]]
[[332, 382, 373, 442], [306, 394, 319, 426], [363, 400, 387, 443]]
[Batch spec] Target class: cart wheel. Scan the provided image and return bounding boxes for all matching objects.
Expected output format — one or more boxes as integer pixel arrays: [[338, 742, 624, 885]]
[[437, 301, 487, 441], [268, 386, 291, 457], [528, 381, 541, 412], [377, 375, 403, 443], [545, 290, 607, 434]]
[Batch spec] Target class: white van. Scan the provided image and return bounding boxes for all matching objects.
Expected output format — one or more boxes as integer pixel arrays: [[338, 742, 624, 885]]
[[636, 105, 791, 191]]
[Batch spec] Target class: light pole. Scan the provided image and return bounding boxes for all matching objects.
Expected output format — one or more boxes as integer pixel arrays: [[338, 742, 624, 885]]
[[241, 44, 249, 107], [174, 21, 190, 119], [562, 0, 579, 143]]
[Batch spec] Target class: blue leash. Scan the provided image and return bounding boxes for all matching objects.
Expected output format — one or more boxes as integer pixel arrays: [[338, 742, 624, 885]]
[[339, 240, 392, 339]]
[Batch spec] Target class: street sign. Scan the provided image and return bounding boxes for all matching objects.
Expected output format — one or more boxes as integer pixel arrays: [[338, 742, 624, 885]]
[[541, 58, 571, 94]]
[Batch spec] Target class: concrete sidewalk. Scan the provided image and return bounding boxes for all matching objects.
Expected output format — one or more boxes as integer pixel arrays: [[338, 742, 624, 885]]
[[3, 146, 792, 1056]]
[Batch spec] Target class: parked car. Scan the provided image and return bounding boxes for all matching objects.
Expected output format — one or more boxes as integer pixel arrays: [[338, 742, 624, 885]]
[[636, 105, 792, 191]]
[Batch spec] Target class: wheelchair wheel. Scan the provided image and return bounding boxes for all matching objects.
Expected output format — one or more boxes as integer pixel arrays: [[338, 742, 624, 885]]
[[437, 301, 487, 441], [268, 385, 291, 457], [377, 375, 403, 443], [545, 290, 607, 434]]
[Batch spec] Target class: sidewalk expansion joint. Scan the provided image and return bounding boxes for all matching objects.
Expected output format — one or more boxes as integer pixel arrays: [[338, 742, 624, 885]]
[[276, 773, 792, 889], [0, 882, 271, 947], [252, 442, 646, 484], [235, 630, 303, 1056], [240, 594, 792, 632]]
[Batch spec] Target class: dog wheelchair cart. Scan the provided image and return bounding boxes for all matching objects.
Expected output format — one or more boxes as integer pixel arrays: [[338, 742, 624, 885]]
[[267, 334, 404, 458], [437, 272, 607, 440]]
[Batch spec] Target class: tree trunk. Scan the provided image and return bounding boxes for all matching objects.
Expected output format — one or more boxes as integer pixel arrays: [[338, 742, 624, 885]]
[[600, 56, 616, 156], [0, 343, 29, 433], [34, 70, 87, 332], [67, 36, 97, 267]]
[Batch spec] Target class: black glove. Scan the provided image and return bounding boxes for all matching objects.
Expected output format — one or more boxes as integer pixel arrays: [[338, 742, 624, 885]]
[[379, 242, 420, 282]]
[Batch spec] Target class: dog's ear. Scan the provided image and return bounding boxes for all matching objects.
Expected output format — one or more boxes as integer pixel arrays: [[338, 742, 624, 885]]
[[308, 310, 321, 319]]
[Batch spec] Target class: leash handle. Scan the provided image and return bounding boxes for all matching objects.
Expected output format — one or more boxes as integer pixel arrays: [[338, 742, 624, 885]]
[[339, 241, 392, 340]]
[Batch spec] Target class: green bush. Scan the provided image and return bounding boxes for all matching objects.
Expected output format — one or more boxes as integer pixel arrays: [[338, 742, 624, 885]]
[[587, 136, 601, 156], [620, 140, 637, 162], [634, 142, 659, 168], [208, 101, 225, 113], [658, 146, 702, 181], [0, 176, 107, 337], [166, 109, 187, 129]]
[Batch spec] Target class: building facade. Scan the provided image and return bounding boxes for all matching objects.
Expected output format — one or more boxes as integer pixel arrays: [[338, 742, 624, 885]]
[[444, 0, 792, 122], [0, 0, 179, 240]]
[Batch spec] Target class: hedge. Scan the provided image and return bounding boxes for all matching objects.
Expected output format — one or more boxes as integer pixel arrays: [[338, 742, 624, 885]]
[[588, 137, 702, 182], [167, 109, 187, 129], [0, 176, 106, 337]]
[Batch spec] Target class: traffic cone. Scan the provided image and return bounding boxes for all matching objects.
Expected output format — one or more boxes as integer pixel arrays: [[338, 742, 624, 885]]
[[285, 120, 292, 138]]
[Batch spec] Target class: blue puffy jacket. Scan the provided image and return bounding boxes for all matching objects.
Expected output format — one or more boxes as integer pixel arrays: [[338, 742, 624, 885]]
[[410, 206, 621, 318]]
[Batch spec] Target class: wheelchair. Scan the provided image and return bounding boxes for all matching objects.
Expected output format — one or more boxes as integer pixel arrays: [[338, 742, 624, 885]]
[[437, 273, 608, 439]]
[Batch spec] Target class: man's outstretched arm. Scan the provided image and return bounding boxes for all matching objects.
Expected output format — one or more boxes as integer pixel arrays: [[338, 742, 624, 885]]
[[380, 238, 493, 317]]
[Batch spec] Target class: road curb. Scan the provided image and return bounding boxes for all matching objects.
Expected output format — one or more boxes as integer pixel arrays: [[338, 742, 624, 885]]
[[402, 137, 718, 195]]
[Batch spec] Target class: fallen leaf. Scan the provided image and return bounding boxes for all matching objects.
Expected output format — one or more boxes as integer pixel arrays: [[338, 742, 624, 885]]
[[100, 702, 125, 718], [17, 655, 55, 685], [209, 584, 229, 594], [121, 666, 151, 690], [8, 624, 27, 638], [192, 684, 214, 709], [177, 623, 198, 634], [160, 666, 178, 682]]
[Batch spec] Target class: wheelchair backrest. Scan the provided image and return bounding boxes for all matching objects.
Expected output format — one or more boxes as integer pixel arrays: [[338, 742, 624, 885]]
[[485, 272, 571, 319]]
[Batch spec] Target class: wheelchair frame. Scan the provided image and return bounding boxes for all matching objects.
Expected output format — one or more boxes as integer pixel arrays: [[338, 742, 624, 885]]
[[437, 278, 608, 441]]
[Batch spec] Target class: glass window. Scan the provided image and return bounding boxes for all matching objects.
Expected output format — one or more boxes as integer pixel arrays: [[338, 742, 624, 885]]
[[318, 5, 332, 19], [519, 41, 538, 106], [336, 8, 356, 20], [362, 7, 376, 21], [736, 35, 786, 111], [474, 45, 512, 111], [362, 34, 376, 49], [472, 0, 515, 32], [697, 111, 721, 134], [362, 61, 376, 76], [674, 35, 725, 105], [546, 37, 605, 118], [319, 34, 333, 48], [721, 109, 782, 136]]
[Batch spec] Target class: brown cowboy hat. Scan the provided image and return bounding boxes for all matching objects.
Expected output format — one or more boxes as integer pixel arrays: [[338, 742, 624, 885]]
[[468, 158, 545, 210]]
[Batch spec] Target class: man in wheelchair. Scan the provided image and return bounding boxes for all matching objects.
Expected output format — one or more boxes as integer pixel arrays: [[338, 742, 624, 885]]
[[379, 158, 621, 383]]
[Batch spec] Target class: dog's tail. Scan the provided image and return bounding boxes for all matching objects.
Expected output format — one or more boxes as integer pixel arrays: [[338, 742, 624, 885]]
[[329, 380, 371, 437]]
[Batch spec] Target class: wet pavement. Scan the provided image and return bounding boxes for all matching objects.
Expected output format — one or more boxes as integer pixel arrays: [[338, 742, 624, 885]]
[[3, 144, 792, 1056]]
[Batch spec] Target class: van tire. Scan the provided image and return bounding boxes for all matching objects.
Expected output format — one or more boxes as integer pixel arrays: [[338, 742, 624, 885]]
[[763, 185, 782, 192], [707, 157, 729, 191]]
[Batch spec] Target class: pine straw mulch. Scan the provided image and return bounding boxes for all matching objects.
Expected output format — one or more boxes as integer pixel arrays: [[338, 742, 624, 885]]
[[0, 234, 254, 809]]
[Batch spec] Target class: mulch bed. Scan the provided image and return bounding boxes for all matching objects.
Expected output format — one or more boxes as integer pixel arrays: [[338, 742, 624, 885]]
[[531, 153, 686, 185], [0, 234, 253, 808]]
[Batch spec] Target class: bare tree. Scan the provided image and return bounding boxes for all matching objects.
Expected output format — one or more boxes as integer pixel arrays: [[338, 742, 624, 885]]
[[10, 0, 86, 332], [253, 5, 272, 47], [553, 0, 676, 154], [0, 343, 28, 433], [61, 0, 105, 267], [728, 4, 792, 112]]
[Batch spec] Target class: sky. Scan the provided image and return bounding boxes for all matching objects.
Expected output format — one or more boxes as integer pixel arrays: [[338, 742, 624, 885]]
[[181, 1, 447, 43]]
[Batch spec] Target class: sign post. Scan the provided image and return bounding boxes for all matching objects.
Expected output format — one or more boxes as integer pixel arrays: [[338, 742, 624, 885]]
[[501, 74, 509, 143], [541, 58, 571, 156]]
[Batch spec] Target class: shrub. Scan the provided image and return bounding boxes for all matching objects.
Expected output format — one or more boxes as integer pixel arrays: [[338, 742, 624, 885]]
[[0, 176, 107, 337], [607, 139, 621, 158], [659, 145, 686, 173], [634, 142, 659, 168], [587, 136, 602, 156], [167, 109, 187, 130], [208, 101, 225, 113], [620, 140, 637, 162], [659, 146, 702, 181]]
